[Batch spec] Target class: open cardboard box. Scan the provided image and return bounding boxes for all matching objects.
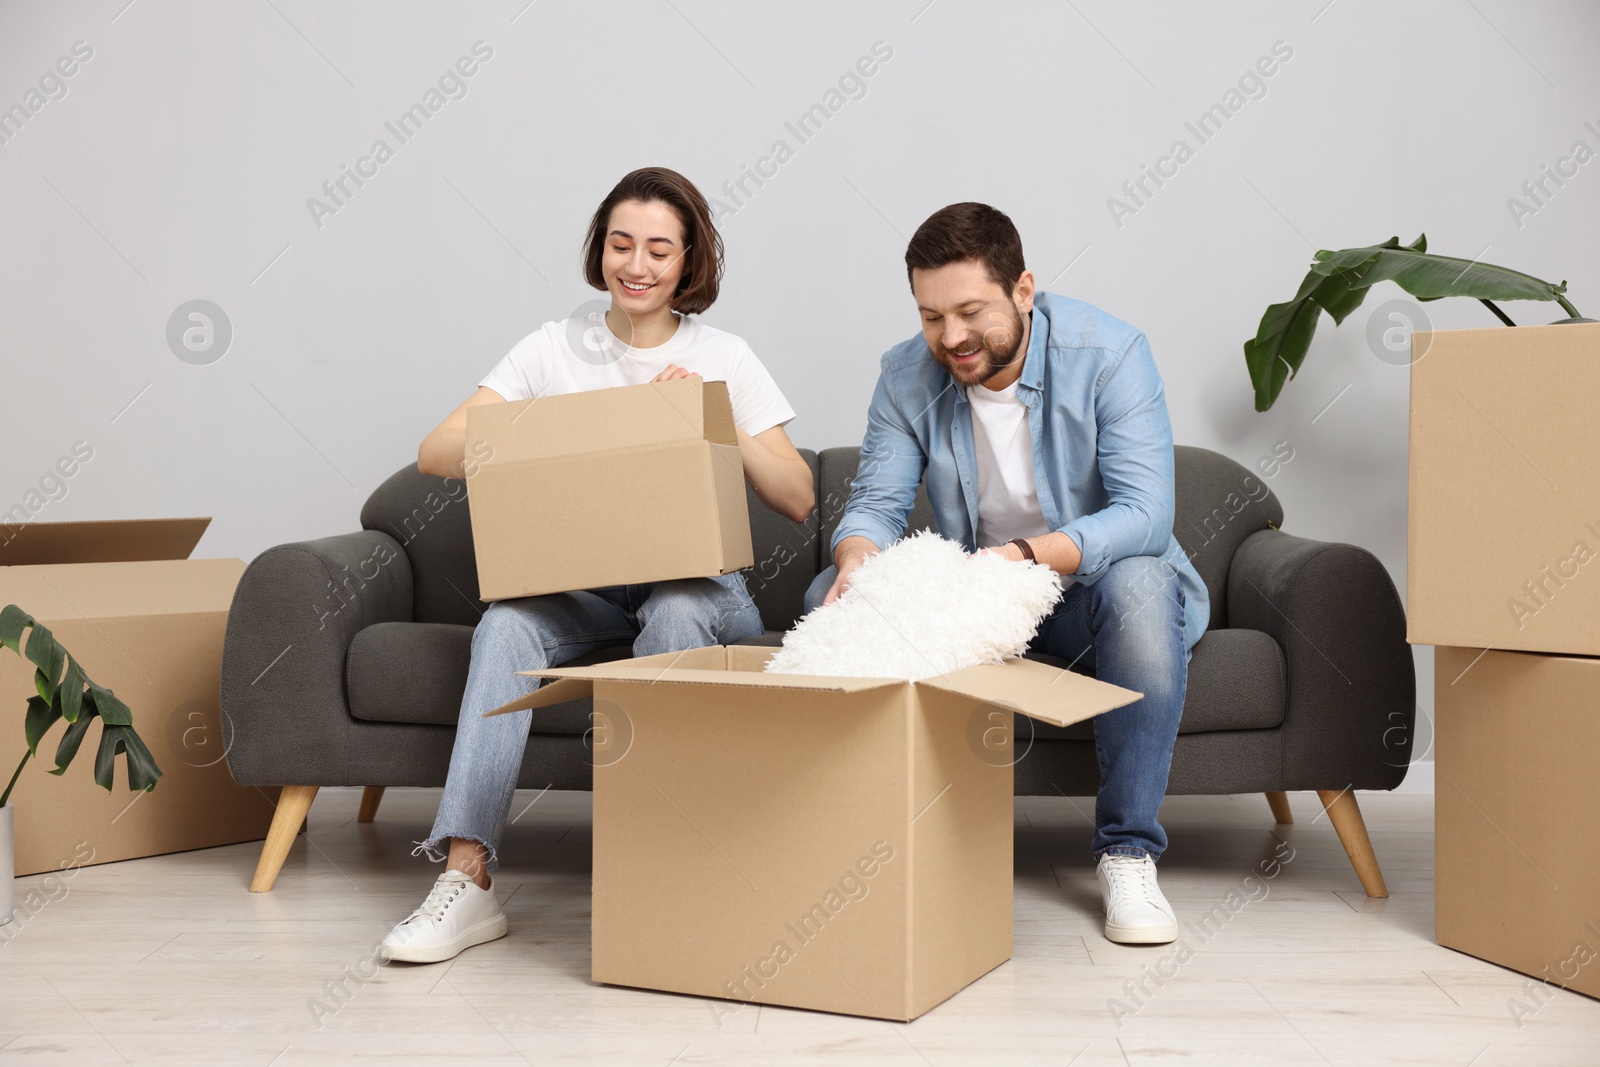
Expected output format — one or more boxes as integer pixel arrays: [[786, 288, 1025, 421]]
[[487, 644, 1141, 1021], [0, 518, 276, 878], [1408, 321, 1600, 656], [465, 378, 753, 601]]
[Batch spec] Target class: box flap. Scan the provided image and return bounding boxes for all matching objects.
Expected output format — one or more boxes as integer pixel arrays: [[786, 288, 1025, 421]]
[[0, 558, 244, 623], [0, 517, 211, 566], [915, 658, 1143, 728], [482, 676, 595, 718], [466, 379, 734, 464], [520, 660, 905, 695], [487, 644, 915, 717], [698, 381, 737, 446], [725, 644, 779, 672]]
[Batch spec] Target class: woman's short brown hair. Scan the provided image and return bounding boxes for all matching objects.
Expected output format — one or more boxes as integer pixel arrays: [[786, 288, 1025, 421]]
[[582, 167, 723, 315], [904, 202, 1025, 294]]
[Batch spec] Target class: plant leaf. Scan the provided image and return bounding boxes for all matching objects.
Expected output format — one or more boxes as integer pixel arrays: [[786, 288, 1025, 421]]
[[1310, 244, 1567, 304], [24, 695, 61, 757], [1243, 289, 1322, 412], [1307, 236, 1421, 325], [1246, 234, 1574, 410], [24, 620, 65, 702], [6, 604, 158, 795], [50, 711, 97, 775], [94, 724, 163, 792], [90, 682, 133, 727], [120, 728, 162, 792], [0, 604, 33, 654], [59, 656, 86, 723]]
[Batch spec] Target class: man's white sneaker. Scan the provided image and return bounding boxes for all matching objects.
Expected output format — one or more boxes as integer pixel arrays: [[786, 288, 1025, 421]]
[[380, 869, 507, 964], [1097, 853, 1179, 944]]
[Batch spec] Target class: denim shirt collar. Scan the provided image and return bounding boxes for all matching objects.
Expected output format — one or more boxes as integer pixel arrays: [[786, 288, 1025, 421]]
[[1017, 301, 1049, 397]]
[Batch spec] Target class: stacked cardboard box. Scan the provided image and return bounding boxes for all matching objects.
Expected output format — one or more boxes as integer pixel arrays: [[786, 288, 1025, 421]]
[[1409, 322, 1600, 1000]]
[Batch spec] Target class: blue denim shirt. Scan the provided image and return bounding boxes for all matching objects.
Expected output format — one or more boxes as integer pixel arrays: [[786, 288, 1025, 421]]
[[831, 290, 1210, 652]]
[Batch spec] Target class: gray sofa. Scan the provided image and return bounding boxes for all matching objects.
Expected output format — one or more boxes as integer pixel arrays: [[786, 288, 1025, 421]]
[[222, 445, 1414, 896]]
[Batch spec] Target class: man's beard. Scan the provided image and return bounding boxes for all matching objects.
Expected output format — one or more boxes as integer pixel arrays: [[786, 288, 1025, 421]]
[[933, 303, 1026, 385]]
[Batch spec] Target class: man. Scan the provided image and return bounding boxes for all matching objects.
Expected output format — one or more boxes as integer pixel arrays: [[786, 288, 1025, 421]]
[[804, 202, 1208, 944]]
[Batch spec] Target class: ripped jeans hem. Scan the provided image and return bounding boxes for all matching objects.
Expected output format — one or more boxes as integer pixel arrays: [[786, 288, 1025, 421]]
[[410, 833, 501, 874]]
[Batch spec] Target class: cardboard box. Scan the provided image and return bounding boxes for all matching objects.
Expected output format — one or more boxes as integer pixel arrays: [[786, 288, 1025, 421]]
[[1434, 644, 1600, 1001], [1408, 322, 1600, 656], [488, 645, 1142, 1021], [465, 378, 753, 601], [0, 519, 277, 877]]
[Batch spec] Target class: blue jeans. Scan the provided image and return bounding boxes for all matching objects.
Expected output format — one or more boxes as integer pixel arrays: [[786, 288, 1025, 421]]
[[803, 555, 1188, 860], [414, 571, 764, 873]]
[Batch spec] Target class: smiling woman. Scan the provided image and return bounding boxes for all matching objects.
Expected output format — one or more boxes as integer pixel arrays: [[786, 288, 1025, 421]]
[[386, 166, 815, 966]]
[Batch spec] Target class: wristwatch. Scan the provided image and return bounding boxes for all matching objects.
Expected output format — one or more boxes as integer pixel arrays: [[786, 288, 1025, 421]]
[[1007, 537, 1036, 562]]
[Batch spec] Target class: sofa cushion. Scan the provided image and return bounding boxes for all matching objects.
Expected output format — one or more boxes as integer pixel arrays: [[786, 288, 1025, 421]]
[[1022, 627, 1285, 740], [346, 621, 631, 735]]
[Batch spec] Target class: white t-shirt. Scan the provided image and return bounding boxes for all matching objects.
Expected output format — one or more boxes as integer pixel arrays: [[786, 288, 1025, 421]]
[[479, 312, 796, 437], [967, 378, 1053, 549]]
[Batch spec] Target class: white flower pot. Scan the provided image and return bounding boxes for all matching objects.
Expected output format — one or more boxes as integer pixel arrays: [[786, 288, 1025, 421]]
[[1, 802, 13, 926]]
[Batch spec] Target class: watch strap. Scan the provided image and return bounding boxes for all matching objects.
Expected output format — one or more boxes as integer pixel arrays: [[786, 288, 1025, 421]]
[[1007, 537, 1036, 562]]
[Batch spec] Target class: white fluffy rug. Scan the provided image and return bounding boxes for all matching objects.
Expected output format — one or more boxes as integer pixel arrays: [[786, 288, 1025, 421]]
[[766, 531, 1064, 681]]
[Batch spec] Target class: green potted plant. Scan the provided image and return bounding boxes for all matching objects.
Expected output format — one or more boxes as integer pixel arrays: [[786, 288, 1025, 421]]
[[1, 603, 161, 925], [1244, 234, 1585, 411]]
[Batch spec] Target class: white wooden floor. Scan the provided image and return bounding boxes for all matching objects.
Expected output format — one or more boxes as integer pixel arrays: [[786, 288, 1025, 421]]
[[4, 788, 1598, 1066]]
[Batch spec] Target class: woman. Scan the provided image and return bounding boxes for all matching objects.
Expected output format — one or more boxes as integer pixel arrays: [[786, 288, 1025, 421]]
[[381, 167, 813, 963]]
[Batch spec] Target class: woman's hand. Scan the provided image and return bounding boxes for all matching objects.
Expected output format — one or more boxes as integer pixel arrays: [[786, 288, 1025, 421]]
[[650, 364, 700, 383]]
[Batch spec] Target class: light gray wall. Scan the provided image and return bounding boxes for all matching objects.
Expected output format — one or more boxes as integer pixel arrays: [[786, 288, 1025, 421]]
[[5, 0, 1598, 767]]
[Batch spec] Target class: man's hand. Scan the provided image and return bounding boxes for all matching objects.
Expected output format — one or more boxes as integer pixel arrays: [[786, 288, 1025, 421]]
[[974, 533, 1082, 574], [825, 536, 880, 605], [651, 364, 699, 383]]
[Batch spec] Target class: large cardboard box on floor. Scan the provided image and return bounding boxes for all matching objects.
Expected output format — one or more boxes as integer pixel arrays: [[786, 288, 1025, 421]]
[[1408, 322, 1600, 656], [0, 519, 277, 878], [1434, 644, 1600, 1001], [465, 378, 753, 601], [488, 645, 1142, 1021]]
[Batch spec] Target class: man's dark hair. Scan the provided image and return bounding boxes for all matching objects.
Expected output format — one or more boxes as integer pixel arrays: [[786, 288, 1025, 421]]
[[582, 167, 724, 314], [903, 202, 1025, 293]]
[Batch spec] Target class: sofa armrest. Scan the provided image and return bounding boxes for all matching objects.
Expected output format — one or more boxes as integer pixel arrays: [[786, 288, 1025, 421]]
[[221, 531, 414, 786], [1227, 529, 1415, 790]]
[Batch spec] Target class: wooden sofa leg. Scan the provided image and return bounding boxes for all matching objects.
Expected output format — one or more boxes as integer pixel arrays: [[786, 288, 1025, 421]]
[[251, 785, 319, 893], [1317, 788, 1388, 898], [1266, 791, 1293, 824], [358, 786, 385, 823]]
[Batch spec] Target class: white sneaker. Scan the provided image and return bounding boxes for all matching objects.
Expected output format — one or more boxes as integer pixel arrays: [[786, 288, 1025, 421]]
[[380, 869, 507, 964], [1097, 853, 1179, 944]]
